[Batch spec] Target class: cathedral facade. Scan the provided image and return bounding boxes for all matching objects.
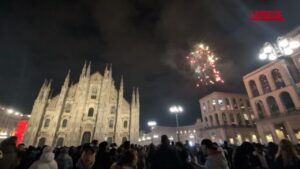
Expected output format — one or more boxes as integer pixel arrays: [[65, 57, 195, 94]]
[[23, 63, 140, 147]]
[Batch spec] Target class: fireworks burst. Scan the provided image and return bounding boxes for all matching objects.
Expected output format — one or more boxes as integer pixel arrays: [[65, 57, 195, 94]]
[[186, 43, 224, 87]]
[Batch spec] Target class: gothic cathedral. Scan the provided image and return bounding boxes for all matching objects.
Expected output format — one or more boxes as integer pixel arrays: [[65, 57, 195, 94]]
[[23, 62, 140, 147]]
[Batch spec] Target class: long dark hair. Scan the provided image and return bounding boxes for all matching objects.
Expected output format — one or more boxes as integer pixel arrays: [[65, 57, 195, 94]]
[[117, 150, 137, 167]]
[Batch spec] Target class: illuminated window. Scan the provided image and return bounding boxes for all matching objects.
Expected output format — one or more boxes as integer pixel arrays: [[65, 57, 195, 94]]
[[212, 99, 216, 105], [218, 99, 223, 105], [229, 138, 234, 144], [265, 134, 274, 142], [260, 75, 271, 94], [91, 87, 97, 99], [252, 134, 258, 143]]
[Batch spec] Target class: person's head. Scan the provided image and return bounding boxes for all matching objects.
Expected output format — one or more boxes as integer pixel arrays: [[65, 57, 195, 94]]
[[81, 144, 96, 167], [91, 140, 98, 147], [60, 147, 69, 154], [98, 141, 108, 152], [239, 142, 255, 155], [18, 143, 25, 151], [254, 143, 264, 154], [161, 135, 169, 145], [201, 139, 216, 154], [123, 141, 131, 150], [175, 142, 184, 151], [277, 139, 299, 166], [117, 150, 138, 167], [267, 142, 278, 154]]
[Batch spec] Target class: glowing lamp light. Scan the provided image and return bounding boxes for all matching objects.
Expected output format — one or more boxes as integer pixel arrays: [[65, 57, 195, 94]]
[[189, 134, 195, 139], [146, 136, 151, 140], [263, 46, 273, 53], [147, 121, 157, 127], [169, 136, 174, 141], [290, 41, 300, 49], [278, 38, 289, 48], [259, 53, 268, 60], [153, 135, 159, 139], [7, 109, 14, 114], [268, 54, 277, 60], [284, 48, 294, 55]]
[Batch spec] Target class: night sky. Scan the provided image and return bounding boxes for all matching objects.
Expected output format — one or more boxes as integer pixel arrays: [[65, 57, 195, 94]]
[[1, 0, 300, 131]]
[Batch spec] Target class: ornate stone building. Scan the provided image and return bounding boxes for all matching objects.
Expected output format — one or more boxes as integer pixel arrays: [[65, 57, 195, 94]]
[[243, 27, 300, 144], [199, 92, 258, 145], [24, 63, 140, 147]]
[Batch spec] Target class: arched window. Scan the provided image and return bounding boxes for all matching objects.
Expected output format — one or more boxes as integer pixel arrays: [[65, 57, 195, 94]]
[[230, 114, 235, 124], [91, 87, 97, 99], [123, 120, 128, 128], [109, 120, 114, 128], [81, 132, 91, 145], [249, 80, 259, 97], [222, 113, 227, 125], [209, 115, 213, 127], [225, 98, 230, 109], [259, 75, 271, 94], [56, 137, 64, 147], [280, 92, 295, 111], [38, 137, 46, 147], [256, 100, 265, 119], [88, 108, 94, 117], [236, 114, 242, 125], [65, 103, 71, 113], [111, 106, 116, 114], [272, 69, 285, 89], [214, 114, 220, 126], [122, 137, 127, 143], [266, 96, 280, 115], [44, 119, 50, 128], [232, 98, 238, 109], [239, 99, 245, 109], [62, 119, 67, 128]]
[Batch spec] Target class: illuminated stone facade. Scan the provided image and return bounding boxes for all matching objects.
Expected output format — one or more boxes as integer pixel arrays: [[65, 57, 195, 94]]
[[199, 92, 259, 145], [24, 63, 140, 147]]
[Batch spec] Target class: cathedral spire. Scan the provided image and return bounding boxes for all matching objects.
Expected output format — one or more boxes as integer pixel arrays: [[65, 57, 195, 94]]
[[136, 87, 139, 108], [131, 87, 136, 107], [86, 61, 91, 76], [119, 75, 123, 92], [63, 69, 70, 87], [109, 63, 112, 79], [80, 61, 87, 78]]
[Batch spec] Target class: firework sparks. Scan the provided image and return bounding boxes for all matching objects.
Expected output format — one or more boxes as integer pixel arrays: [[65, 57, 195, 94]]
[[186, 43, 224, 87]]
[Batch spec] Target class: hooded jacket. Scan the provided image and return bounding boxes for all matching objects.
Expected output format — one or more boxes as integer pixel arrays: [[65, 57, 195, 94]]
[[29, 146, 58, 169], [205, 150, 229, 169]]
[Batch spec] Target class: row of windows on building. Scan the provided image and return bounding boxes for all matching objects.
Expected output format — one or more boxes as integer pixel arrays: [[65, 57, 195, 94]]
[[202, 97, 250, 112], [249, 69, 286, 97], [63, 105, 117, 115], [37, 132, 128, 147], [255, 91, 296, 119], [43, 117, 128, 129], [204, 112, 253, 128]]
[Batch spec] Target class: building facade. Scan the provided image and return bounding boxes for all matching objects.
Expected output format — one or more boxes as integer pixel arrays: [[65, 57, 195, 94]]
[[24, 63, 140, 147], [243, 27, 300, 144], [139, 119, 202, 145], [199, 92, 259, 145]]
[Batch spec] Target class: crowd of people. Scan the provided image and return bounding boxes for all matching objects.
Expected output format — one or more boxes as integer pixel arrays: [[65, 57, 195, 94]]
[[0, 135, 300, 169]]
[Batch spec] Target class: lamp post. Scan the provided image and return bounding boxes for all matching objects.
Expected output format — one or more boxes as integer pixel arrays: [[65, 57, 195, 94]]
[[258, 37, 300, 61], [147, 121, 157, 143], [169, 105, 183, 142]]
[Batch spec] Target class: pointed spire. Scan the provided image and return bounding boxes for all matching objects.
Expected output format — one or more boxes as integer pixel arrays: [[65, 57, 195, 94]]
[[47, 79, 52, 88], [86, 61, 91, 76], [80, 61, 87, 77], [63, 69, 70, 87], [136, 87, 139, 107], [131, 87, 136, 107], [109, 63, 112, 78], [119, 75, 123, 91]]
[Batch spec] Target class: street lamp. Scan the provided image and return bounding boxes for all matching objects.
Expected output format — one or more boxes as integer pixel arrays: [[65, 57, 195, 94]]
[[258, 37, 300, 61], [169, 105, 183, 142]]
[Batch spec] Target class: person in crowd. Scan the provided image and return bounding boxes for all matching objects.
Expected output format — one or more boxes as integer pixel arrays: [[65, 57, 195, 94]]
[[76, 144, 96, 169], [18, 145, 39, 169], [175, 142, 191, 169], [55, 147, 73, 169], [110, 150, 138, 169], [136, 146, 146, 169], [265, 142, 278, 169], [233, 141, 262, 169], [200, 139, 229, 169], [274, 139, 300, 169], [151, 135, 182, 169], [0, 136, 18, 169], [253, 143, 269, 169], [29, 146, 58, 169], [94, 141, 112, 169], [222, 141, 233, 169], [146, 143, 155, 169]]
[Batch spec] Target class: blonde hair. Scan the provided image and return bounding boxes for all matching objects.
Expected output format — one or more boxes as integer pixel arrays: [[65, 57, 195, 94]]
[[276, 139, 300, 167]]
